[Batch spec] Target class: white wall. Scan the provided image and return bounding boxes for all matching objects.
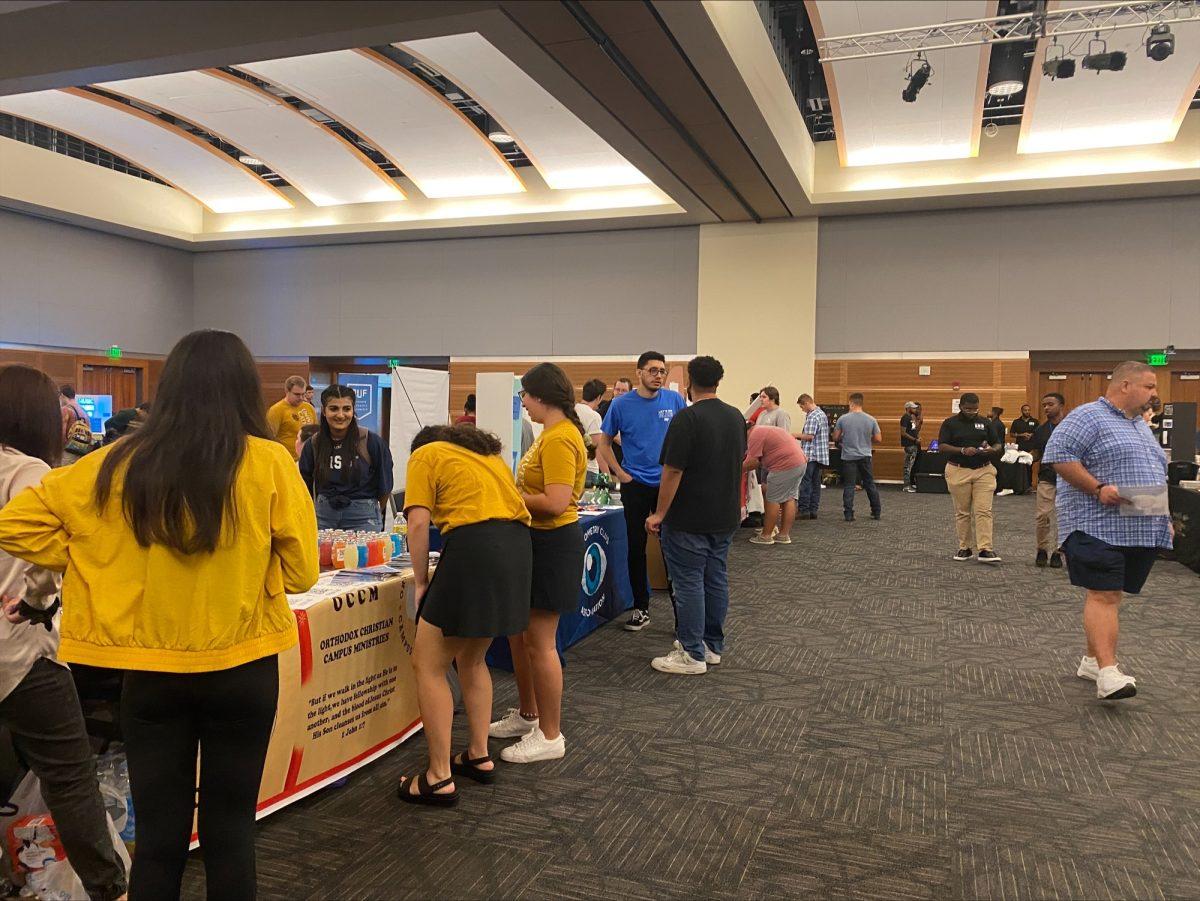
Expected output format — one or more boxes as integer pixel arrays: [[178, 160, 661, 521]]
[[0, 209, 193, 354], [817, 195, 1200, 354], [193, 227, 700, 358]]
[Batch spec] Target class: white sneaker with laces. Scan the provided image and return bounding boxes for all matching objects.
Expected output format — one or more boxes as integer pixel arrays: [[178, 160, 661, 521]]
[[500, 726, 565, 763], [1096, 665, 1137, 700], [652, 645, 707, 675], [674, 639, 721, 666], [489, 707, 538, 739], [749, 534, 775, 545], [1076, 656, 1100, 681]]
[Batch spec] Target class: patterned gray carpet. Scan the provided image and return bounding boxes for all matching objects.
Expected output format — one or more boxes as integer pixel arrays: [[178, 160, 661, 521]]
[[183, 488, 1200, 900]]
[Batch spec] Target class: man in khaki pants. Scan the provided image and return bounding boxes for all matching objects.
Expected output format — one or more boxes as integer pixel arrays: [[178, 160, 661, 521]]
[[937, 393, 1003, 563], [1031, 392, 1065, 568]]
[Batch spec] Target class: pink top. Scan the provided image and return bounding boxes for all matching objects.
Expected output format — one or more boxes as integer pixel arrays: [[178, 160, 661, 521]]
[[745, 424, 806, 472]]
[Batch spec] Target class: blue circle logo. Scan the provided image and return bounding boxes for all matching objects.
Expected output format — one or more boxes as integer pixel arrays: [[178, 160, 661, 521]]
[[581, 542, 606, 596]]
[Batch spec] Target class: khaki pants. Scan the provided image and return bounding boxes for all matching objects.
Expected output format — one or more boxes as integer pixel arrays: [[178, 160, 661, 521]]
[[945, 463, 996, 551], [1035, 480, 1058, 553]]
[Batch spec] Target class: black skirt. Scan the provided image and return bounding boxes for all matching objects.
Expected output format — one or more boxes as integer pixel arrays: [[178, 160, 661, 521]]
[[420, 519, 532, 638], [530, 521, 585, 615]]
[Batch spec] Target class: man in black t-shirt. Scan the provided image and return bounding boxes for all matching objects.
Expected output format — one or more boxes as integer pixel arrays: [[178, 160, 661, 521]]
[[900, 401, 922, 492], [646, 356, 746, 675], [1011, 404, 1038, 452], [939, 393, 1003, 563], [1030, 392, 1065, 568]]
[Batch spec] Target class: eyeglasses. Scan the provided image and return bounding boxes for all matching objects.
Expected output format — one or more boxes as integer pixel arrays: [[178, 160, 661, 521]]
[[517, 390, 527, 398], [642, 367, 668, 377]]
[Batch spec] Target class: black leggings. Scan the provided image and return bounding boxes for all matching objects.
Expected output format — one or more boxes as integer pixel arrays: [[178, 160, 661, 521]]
[[121, 656, 278, 901]]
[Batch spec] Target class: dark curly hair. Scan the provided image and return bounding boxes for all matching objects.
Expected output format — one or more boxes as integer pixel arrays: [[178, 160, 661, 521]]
[[410, 424, 502, 456]]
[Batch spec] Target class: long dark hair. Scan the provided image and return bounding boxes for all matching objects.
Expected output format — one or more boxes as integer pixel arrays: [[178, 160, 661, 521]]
[[313, 385, 360, 488], [95, 330, 270, 554], [411, 424, 502, 456], [521, 363, 585, 438], [0, 365, 63, 467]]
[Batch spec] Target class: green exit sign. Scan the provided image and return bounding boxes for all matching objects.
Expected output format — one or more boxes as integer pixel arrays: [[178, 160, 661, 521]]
[[107, 345, 122, 359], [388, 358, 401, 368], [1146, 352, 1168, 366]]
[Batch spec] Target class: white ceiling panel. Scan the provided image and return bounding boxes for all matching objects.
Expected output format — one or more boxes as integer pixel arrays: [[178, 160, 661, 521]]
[[0, 87, 292, 212], [400, 33, 649, 191], [238, 49, 525, 199], [94, 70, 404, 207], [1021, 2, 1200, 155], [813, 0, 992, 167]]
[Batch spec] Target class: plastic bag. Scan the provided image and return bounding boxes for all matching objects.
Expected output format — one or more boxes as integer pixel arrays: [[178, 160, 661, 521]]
[[0, 771, 131, 901], [95, 753, 135, 853], [746, 471, 765, 515]]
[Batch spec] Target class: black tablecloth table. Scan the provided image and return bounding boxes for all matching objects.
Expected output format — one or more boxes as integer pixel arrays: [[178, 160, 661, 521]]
[[1168, 486, 1200, 575]]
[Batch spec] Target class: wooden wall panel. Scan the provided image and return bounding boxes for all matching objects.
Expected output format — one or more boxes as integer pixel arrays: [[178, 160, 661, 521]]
[[448, 360, 645, 419], [256, 362, 310, 414], [815, 357, 1029, 481]]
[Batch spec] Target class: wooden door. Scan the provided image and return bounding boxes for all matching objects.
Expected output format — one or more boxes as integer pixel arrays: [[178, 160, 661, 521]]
[[79, 364, 141, 412], [1039, 372, 1106, 414], [1170, 372, 1200, 406]]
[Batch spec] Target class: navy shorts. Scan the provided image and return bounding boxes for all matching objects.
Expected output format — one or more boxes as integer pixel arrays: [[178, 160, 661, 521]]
[[1063, 530, 1158, 594]]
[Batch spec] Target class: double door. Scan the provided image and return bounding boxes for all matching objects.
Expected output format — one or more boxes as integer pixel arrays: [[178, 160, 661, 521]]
[[1038, 372, 1109, 414], [79, 364, 142, 413]]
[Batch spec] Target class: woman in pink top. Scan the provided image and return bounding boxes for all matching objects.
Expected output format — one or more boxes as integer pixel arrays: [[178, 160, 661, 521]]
[[743, 423, 807, 546]]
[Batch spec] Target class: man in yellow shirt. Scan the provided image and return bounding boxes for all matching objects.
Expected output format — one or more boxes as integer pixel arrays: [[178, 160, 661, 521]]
[[267, 376, 317, 460]]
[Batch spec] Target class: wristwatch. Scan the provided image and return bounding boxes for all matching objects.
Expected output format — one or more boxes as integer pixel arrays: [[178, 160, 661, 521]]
[[1094, 481, 1108, 497]]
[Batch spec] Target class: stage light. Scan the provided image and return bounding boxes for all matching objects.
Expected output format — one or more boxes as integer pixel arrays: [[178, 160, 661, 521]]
[[1042, 41, 1075, 79], [987, 42, 1026, 97], [1082, 35, 1126, 72], [238, 154, 263, 167], [1147, 24, 1175, 61], [1081, 50, 1127, 72], [902, 54, 932, 103], [487, 130, 514, 144]]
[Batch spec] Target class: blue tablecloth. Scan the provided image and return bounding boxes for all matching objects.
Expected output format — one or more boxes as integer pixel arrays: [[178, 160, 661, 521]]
[[486, 507, 633, 670]]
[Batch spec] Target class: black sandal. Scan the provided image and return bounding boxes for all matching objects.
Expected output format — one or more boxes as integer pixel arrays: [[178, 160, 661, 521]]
[[396, 771, 458, 807], [451, 750, 496, 785]]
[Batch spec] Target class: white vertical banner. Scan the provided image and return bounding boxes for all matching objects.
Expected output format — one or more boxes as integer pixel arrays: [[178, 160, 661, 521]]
[[390, 366, 450, 490], [476, 372, 519, 473]]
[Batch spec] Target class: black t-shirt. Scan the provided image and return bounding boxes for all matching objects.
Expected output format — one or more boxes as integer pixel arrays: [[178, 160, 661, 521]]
[[938, 414, 998, 469], [658, 398, 746, 534], [1030, 419, 1059, 485], [1011, 415, 1038, 450], [900, 413, 920, 448]]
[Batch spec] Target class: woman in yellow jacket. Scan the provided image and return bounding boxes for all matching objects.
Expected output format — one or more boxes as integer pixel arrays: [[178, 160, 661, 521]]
[[0, 330, 318, 901]]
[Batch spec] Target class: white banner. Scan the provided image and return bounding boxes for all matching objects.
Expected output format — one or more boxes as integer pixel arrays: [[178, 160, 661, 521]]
[[389, 366, 449, 490]]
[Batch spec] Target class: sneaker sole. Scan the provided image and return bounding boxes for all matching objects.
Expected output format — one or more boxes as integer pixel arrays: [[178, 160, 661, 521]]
[[650, 661, 706, 675], [501, 746, 566, 764], [1077, 670, 1098, 681], [978, 557, 1002, 564], [624, 621, 649, 632], [952, 555, 973, 562], [1099, 684, 1137, 700]]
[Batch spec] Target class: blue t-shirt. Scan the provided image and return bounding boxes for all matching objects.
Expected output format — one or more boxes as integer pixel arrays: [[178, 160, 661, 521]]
[[835, 411, 880, 461], [601, 389, 687, 486]]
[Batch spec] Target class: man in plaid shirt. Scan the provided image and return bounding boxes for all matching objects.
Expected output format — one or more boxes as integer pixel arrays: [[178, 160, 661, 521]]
[[795, 394, 829, 519], [1043, 361, 1171, 701]]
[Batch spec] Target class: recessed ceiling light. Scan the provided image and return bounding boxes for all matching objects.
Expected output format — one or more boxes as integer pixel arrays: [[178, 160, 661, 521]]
[[488, 130, 514, 144], [238, 154, 263, 167]]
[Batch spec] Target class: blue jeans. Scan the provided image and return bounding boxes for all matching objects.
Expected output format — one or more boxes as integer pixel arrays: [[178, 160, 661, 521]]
[[797, 460, 824, 515], [841, 457, 881, 517], [315, 495, 383, 531], [660, 525, 734, 662]]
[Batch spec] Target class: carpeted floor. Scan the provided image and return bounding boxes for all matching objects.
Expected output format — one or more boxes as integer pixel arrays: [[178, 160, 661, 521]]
[[183, 487, 1200, 900]]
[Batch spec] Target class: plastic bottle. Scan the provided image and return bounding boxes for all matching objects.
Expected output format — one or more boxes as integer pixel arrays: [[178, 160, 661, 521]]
[[332, 537, 347, 570]]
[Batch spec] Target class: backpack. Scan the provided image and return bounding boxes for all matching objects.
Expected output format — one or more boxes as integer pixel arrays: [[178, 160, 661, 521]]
[[64, 419, 95, 457]]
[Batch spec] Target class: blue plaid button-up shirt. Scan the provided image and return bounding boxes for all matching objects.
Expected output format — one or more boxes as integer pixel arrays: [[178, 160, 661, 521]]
[[800, 408, 830, 465], [1042, 396, 1171, 549]]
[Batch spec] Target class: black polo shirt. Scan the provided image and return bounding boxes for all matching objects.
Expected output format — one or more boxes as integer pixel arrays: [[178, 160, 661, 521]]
[[1011, 415, 1038, 451], [1030, 419, 1059, 485], [939, 414, 997, 469]]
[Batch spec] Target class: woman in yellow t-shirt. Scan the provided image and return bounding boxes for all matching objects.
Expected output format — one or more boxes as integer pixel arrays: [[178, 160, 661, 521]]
[[490, 363, 587, 765], [400, 424, 531, 806]]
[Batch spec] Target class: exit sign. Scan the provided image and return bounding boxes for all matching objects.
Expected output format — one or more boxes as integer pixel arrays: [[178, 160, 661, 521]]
[[107, 345, 122, 359], [1146, 352, 1168, 366], [388, 358, 401, 368]]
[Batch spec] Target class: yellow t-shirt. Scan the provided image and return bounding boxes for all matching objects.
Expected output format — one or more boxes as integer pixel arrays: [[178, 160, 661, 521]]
[[267, 398, 307, 460], [517, 419, 587, 530], [0, 437, 318, 673], [404, 442, 531, 535], [296, 402, 317, 427]]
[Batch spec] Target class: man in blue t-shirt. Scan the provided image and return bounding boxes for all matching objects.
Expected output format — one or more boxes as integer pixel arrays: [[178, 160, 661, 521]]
[[599, 350, 687, 632]]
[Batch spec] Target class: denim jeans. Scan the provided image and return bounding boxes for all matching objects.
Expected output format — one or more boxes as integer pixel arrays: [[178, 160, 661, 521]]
[[315, 495, 383, 531], [841, 457, 881, 517], [659, 525, 735, 661], [0, 658, 127, 901], [797, 460, 824, 515]]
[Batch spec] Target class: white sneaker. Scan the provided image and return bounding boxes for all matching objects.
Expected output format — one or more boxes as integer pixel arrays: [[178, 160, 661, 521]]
[[489, 707, 538, 739], [1076, 656, 1100, 681], [500, 726, 565, 763], [997, 488, 1014, 497], [749, 534, 775, 545], [1096, 665, 1137, 700], [674, 639, 721, 666], [774, 535, 792, 545], [652, 645, 707, 675]]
